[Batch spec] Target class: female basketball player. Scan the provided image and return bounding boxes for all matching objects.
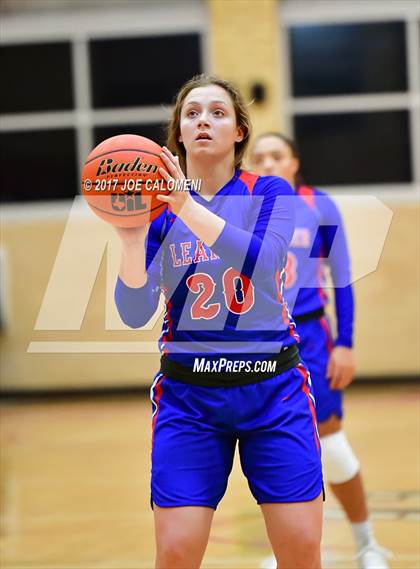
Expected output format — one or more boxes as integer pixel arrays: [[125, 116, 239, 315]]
[[114, 76, 323, 569], [250, 133, 391, 569]]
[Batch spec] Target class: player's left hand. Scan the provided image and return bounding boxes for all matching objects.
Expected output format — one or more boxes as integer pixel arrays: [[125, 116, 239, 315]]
[[327, 346, 356, 390], [156, 146, 194, 218]]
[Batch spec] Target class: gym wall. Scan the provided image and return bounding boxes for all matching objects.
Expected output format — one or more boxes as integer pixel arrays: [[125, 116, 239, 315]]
[[1, 0, 419, 391]]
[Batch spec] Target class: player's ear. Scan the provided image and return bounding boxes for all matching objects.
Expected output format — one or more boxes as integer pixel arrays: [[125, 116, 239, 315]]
[[235, 126, 244, 143]]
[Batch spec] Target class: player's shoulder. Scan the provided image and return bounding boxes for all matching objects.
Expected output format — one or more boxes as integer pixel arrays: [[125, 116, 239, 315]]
[[305, 185, 336, 203], [312, 186, 326, 198], [256, 175, 294, 196], [296, 184, 324, 198], [297, 184, 337, 209], [312, 187, 337, 209], [238, 170, 293, 197], [300, 186, 342, 223], [312, 187, 340, 214]]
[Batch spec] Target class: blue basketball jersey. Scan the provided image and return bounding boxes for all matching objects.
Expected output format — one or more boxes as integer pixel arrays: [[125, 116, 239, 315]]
[[115, 170, 299, 366], [284, 185, 354, 348]]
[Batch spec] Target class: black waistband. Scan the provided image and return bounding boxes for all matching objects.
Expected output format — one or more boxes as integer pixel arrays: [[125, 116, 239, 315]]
[[294, 307, 325, 324], [159, 344, 301, 387]]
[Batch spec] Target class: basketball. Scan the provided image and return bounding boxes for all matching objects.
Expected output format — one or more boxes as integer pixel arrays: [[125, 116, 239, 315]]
[[81, 134, 169, 227]]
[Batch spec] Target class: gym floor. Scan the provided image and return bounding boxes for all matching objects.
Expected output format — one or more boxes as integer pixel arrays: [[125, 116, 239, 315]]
[[1, 384, 418, 569]]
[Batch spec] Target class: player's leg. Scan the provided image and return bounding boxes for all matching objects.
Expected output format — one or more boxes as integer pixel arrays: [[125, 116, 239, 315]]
[[154, 505, 214, 568], [238, 363, 323, 569], [306, 319, 391, 568], [299, 319, 365, 519], [261, 495, 323, 569], [151, 375, 236, 568], [319, 417, 390, 568], [318, 415, 367, 522]]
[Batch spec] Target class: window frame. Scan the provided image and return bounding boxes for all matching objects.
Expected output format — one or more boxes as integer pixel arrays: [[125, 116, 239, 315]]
[[279, 0, 420, 200], [0, 2, 208, 210]]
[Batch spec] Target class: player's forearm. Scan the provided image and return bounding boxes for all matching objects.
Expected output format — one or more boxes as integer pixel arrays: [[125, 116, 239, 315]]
[[178, 198, 225, 247], [177, 200, 255, 272], [212, 221, 290, 276], [114, 274, 160, 328], [178, 192, 292, 276], [334, 285, 354, 347], [115, 241, 159, 328], [119, 241, 148, 288]]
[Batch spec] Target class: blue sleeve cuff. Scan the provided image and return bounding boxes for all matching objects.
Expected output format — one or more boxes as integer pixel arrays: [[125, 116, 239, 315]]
[[334, 337, 353, 349], [333, 285, 354, 350], [114, 275, 159, 328]]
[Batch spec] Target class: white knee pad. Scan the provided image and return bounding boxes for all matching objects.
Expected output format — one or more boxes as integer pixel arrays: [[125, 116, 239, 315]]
[[320, 430, 360, 484]]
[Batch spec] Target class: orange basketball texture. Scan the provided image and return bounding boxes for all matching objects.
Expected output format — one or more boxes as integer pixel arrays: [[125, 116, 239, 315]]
[[81, 134, 169, 227]]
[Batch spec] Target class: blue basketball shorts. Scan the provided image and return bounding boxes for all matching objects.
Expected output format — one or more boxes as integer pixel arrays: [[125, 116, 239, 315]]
[[296, 316, 343, 423], [150, 363, 323, 509]]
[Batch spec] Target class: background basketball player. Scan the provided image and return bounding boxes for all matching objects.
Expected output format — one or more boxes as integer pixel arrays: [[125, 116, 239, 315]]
[[250, 132, 391, 569]]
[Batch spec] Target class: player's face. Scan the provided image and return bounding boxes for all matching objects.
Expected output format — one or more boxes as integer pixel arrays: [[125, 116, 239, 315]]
[[250, 136, 299, 187], [179, 85, 244, 164]]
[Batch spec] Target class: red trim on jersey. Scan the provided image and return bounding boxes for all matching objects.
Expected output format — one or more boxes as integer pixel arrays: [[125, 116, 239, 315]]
[[288, 322, 300, 343], [162, 293, 173, 356], [297, 185, 315, 209], [275, 269, 300, 341], [239, 170, 259, 194], [282, 303, 291, 327], [275, 269, 282, 303], [296, 363, 320, 453], [275, 269, 290, 325], [151, 375, 166, 448]]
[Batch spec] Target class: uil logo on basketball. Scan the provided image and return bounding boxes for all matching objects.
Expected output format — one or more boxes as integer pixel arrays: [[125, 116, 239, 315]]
[[111, 193, 146, 212]]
